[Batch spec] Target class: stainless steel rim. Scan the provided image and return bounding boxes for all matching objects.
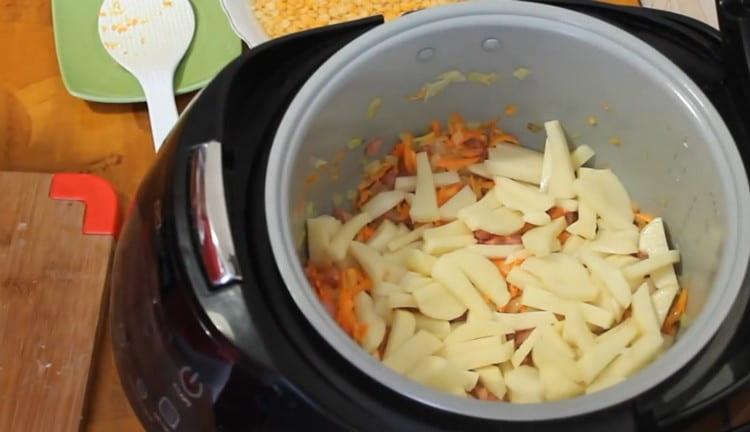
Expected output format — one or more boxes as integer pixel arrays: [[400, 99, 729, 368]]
[[264, 1, 750, 421]]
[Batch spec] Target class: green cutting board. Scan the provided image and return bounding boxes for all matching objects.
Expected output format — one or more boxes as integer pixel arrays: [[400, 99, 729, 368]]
[[52, 0, 242, 103]]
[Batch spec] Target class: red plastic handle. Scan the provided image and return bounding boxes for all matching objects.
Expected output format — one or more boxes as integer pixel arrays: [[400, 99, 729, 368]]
[[49, 173, 121, 238]]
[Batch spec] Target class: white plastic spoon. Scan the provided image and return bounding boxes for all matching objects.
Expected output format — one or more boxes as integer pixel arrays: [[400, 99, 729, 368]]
[[98, 0, 196, 151]]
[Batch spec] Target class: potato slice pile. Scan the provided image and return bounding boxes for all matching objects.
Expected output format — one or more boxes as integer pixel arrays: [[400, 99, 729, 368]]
[[306, 120, 682, 402]]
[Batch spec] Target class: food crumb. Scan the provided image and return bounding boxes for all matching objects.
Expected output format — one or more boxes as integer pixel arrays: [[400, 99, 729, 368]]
[[513, 67, 530, 80], [602, 102, 610, 111], [313, 159, 327, 168], [367, 98, 383, 119], [610, 137, 622, 146], [504, 104, 518, 116], [467, 71, 498, 86], [348, 138, 364, 150], [527, 122, 544, 133], [587, 116, 598, 126]]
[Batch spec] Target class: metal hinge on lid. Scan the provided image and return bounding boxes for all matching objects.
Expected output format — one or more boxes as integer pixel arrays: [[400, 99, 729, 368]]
[[190, 141, 243, 286]]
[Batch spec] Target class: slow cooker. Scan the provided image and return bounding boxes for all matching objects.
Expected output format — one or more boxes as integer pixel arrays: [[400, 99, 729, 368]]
[[110, 1, 750, 431]]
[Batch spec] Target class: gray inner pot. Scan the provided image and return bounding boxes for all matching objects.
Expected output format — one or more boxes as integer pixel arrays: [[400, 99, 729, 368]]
[[265, 0, 750, 421]]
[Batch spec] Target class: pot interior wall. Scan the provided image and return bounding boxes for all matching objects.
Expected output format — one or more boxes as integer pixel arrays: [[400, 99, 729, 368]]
[[288, 11, 727, 322]]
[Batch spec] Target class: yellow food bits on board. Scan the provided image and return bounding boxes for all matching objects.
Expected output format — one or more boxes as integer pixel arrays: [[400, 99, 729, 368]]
[[253, 0, 460, 38]]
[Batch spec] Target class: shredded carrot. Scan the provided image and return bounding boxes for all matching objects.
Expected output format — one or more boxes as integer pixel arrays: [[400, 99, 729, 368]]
[[336, 267, 372, 338], [548, 206, 567, 220], [519, 223, 536, 234], [402, 134, 417, 175], [662, 289, 688, 335], [356, 225, 376, 242], [435, 156, 480, 171], [305, 173, 319, 186], [468, 175, 483, 197], [491, 134, 520, 146], [493, 258, 525, 278], [437, 184, 463, 206], [504, 104, 518, 116], [635, 212, 655, 228], [559, 231, 571, 244], [448, 113, 466, 135], [431, 120, 442, 137], [396, 201, 411, 222], [509, 284, 522, 298]]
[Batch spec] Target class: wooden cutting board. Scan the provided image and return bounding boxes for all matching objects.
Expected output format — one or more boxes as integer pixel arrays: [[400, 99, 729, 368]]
[[0, 172, 120, 432]]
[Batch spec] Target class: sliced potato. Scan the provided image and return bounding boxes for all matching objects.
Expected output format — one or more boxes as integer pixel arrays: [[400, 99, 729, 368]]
[[361, 190, 407, 222], [639, 218, 680, 322], [598, 333, 663, 382], [468, 163, 493, 179], [439, 186, 477, 220], [573, 168, 634, 230], [522, 217, 567, 257], [561, 234, 587, 254], [571, 144, 596, 169], [605, 254, 641, 269], [444, 339, 515, 370], [387, 224, 430, 252], [432, 255, 492, 322], [410, 152, 441, 223], [541, 325, 576, 359], [383, 330, 443, 373], [367, 219, 398, 252], [521, 254, 598, 301], [540, 121, 576, 199], [400, 272, 433, 293], [581, 252, 632, 308], [449, 250, 511, 308], [373, 295, 393, 323], [395, 171, 461, 192], [506, 267, 541, 291], [505, 366, 544, 403], [388, 292, 418, 309], [307, 215, 341, 266], [349, 241, 386, 281], [423, 235, 477, 255], [511, 325, 543, 368], [631, 282, 661, 335], [622, 251, 681, 281], [538, 363, 585, 401], [578, 320, 638, 384], [578, 302, 616, 329], [328, 212, 370, 262], [566, 200, 597, 240], [494, 311, 557, 330], [413, 282, 467, 320], [476, 366, 507, 399], [372, 281, 403, 297], [586, 375, 624, 395], [485, 144, 544, 185], [494, 177, 555, 213], [405, 249, 438, 276], [462, 206, 526, 235], [556, 199, 578, 212], [384, 310, 417, 359], [354, 292, 386, 353], [589, 228, 640, 255], [414, 314, 451, 339], [444, 321, 513, 345], [562, 303, 595, 351], [466, 244, 523, 259], [423, 220, 471, 241]]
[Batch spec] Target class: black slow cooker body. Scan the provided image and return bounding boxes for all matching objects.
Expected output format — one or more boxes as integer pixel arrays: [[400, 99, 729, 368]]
[[109, 2, 750, 431]]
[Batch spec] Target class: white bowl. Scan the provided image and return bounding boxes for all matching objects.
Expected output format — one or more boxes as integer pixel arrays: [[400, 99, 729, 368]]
[[220, 0, 271, 47]]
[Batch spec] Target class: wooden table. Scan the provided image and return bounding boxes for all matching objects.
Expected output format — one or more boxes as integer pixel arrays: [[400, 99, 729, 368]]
[[0, 0, 747, 431]]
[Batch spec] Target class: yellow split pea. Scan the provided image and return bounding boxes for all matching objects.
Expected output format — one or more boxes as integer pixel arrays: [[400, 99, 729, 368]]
[[252, 0, 461, 38]]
